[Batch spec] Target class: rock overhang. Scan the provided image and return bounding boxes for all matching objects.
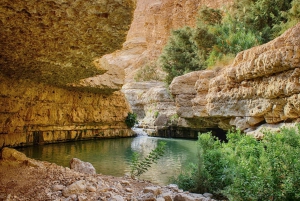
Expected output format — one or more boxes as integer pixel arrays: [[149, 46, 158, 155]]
[[0, 0, 136, 91]]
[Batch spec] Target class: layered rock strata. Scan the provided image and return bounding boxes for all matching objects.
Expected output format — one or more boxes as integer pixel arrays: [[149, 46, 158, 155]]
[[0, 0, 136, 147], [122, 81, 176, 129], [0, 74, 133, 147], [118, 0, 232, 131], [105, 0, 233, 83], [170, 23, 300, 134]]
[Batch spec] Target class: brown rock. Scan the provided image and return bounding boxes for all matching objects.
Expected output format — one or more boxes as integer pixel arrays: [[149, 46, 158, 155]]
[[70, 158, 96, 175], [170, 23, 300, 133], [0, 0, 136, 88], [0, 74, 133, 148]]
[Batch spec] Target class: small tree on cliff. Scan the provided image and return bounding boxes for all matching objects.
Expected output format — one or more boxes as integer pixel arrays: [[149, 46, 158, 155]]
[[159, 26, 205, 85]]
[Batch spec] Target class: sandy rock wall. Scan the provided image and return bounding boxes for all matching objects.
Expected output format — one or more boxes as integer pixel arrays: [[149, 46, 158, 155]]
[[100, 0, 233, 83], [0, 0, 135, 90], [117, 0, 232, 129], [170, 23, 300, 132], [122, 81, 176, 128], [0, 74, 133, 147]]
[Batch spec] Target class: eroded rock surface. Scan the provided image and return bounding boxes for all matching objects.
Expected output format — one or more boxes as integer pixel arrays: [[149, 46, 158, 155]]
[[122, 81, 176, 130], [0, 0, 135, 88], [0, 74, 133, 147], [170, 23, 300, 135], [99, 0, 233, 83], [0, 0, 136, 147]]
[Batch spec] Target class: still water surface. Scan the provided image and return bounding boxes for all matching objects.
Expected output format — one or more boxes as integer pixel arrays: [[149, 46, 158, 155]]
[[17, 136, 197, 185]]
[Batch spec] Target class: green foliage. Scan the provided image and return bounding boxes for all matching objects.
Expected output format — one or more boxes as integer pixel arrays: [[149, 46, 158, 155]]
[[159, 26, 205, 85], [172, 126, 300, 200], [273, 0, 300, 36], [154, 111, 159, 118], [231, 0, 294, 43], [134, 62, 162, 82], [159, 1, 299, 80], [125, 112, 137, 128], [170, 163, 198, 191], [197, 6, 222, 26], [130, 141, 166, 178], [205, 15, 262, 66]]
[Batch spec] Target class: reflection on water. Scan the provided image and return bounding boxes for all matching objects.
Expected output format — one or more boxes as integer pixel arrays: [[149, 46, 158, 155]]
[[17, 136, 197, 185]]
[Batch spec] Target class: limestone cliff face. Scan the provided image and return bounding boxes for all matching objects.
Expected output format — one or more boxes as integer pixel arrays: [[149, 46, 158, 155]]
[[0, 74, 132, 147], [170, 23, 300, 134], [106, 0, 233, 82], [122, 81, 176, 130], [101, 0, 232, 130], [0, 0, 136, 147]]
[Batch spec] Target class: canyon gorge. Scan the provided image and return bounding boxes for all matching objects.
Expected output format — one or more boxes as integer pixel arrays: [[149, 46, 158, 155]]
[[1, 0, 300, 145], [103, 0, 300, 138], [0, 0, 300, 200]]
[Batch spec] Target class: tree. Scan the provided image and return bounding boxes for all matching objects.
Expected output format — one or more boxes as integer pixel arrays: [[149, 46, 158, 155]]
[[231, 0, 294, 42], [159, 26, 205, 85]]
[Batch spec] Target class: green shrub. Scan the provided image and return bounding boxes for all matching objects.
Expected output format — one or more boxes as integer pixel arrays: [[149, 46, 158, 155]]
[[170, 163, 198, 191], [154, 111, 159, 118], [231, 0, 294, 43], [159, 1, 299, 76], [273, 0, 300, 36], [125, 112, 137, 128], [172, 126, 300, 200], [130, 141, 166, 178], [159, 26, 205, 85]]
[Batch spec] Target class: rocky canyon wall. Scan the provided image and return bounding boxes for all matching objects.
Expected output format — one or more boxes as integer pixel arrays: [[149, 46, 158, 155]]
[[102, 0, 233, 132], [170, 23, 300, 137], [0, 0, 136, 147], [0, 74, 132, 147], [106, 0, 233, 82]]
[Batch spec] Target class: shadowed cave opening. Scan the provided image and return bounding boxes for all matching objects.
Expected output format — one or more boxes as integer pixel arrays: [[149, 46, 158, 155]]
[[156, 126, 227, 141]]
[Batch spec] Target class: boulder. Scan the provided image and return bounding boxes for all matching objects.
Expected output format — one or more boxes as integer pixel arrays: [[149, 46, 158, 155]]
[[70, 158, 96, 175], [62, 180, 87, 197]]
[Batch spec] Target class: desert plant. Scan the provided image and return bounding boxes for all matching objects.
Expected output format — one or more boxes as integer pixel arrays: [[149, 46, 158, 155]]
[[125, 112, 137, 128], [172, 126, 300, 200], [160, 26, 205, 85], [154, 111, 159, 118], [230, 0, 294, 42], [272, 0, 300, 36], [130, 141, 166, 178]]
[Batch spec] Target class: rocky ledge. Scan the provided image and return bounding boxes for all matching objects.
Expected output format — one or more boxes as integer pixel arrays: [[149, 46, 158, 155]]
[[0, 148, 218, 201], [169, 22, 300, 137]]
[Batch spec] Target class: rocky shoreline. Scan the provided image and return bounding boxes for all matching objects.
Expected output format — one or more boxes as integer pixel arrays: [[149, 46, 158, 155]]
[[0, 147, 219, 201]]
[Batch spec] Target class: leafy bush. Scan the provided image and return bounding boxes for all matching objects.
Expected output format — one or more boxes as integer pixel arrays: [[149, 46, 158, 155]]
[[159, 1, 299, 81], [125, 112, 137, 128], [170, 163, 198, 191], [159, 26, 205, 85], [130, 141, 166, 178], [231, 0, 294, 43], [273, 0, 300, 36], [173, 126, 300, 200]]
